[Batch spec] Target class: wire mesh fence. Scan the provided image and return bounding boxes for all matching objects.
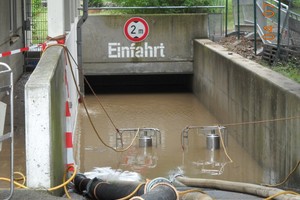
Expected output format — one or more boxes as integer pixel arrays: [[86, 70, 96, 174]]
[[232, 0, 254, 32], [208, 13, 224, 41], [232, 0, 300, 63], [25, 0, 48, 47]]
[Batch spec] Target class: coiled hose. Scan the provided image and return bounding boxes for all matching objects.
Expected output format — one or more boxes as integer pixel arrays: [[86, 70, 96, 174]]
[[74, 174, 214, 200], [74, 174, 145, 200], [129, 182, 179, 200]]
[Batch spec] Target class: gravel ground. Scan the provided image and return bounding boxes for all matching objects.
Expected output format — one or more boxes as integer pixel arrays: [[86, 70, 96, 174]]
[[0, 189, 67, 200], [217, 34, 263, 62]]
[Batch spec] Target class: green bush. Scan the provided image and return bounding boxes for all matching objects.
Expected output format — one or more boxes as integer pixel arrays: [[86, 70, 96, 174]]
[[89, 0, 103, 7], [112, 0, 213, 6], [183, 0, 211, 6], [110, 0, 215, 13], [292, 0, 300, 7], [273, 60, 300, 83], [32, 0, 41, 4]]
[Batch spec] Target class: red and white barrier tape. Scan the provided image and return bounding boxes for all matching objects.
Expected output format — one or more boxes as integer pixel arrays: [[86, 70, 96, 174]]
[[0, 40, 62, 58], [0, 46, 34, 58]]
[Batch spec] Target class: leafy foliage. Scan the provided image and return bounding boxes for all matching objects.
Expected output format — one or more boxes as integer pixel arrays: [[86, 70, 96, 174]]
[[89, 0, 104, 7], [291, 0, 300, 7], [112, 0, 213, 6], [32, 0, 45, 17], [273, 59, 300, 83], [32, 0, 41, 4], [110, 0, 215, 13]]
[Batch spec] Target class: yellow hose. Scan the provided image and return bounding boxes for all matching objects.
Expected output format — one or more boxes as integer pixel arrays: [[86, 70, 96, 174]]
[[13, 172, 26, 188], [0, 165, 76, 199], [48, 165, 77, 192], [264, 191, 300, 200], [263, 161, 300, 188], [117, 183, 145, 200], [0, 177, 28, 189], [63, 168, 72, 199], [178, 188, 206, 196], [217, 125, 233, 163], [56, 44, 140, 153]]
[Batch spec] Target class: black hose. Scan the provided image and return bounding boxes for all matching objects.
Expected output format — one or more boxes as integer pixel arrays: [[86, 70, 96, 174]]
[[73, 174, 90, 194], [88, 178, 145, 200], [130, 183, 178, 200], [73, 174, 178, 200]]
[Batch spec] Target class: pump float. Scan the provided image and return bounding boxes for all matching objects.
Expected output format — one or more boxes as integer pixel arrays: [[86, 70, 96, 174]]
[[115, 128, 161, 149], [181, 125, 227, 151]]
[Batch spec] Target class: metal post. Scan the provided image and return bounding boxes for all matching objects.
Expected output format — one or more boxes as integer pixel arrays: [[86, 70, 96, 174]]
[[254, 0, 257, 55], [0, 62, 14, 200], [77, 0, 89, 95], [8, 64, 14, 200], [225, 0, 228, 36], [277, 0, 281, 52], [237, 0, 240, 39]]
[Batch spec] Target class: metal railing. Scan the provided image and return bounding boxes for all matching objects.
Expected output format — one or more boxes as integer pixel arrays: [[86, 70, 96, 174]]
[[181, 125, 229, 175], [115, 127, 161, 148], [80, 5, 225, 41], [181, 125, 227, 150], [81, 5, 225, 11], [253, 0, 300, 63], [0, 62, 14, 200], [256, 0, 289, 45]]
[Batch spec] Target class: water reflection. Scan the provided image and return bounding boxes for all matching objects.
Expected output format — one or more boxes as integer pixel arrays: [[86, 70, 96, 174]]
[[181, 125, 230, 176], [191, 151, 228, 176], [121, 146, 158, 173]]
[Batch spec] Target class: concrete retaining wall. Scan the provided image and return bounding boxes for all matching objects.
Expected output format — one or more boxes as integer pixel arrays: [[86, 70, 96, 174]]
[[25, 46, 66, 189], [193, 39, 300, 189], [82, 14, 208, 75], [25, 24, 79, 190]]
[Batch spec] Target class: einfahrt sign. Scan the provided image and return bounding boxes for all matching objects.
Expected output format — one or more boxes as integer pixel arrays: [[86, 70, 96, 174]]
[[108, 17, 166, 58]]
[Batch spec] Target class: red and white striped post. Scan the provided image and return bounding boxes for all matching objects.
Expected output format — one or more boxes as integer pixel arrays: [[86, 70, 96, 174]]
[[65, 99, 74, 171], [65, 64, 75, 171]]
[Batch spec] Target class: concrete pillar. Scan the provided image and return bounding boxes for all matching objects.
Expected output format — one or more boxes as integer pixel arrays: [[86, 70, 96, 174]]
[[70, 0, 75, 23], [65, 0, 71, 31], [48, 0, 65, 37]]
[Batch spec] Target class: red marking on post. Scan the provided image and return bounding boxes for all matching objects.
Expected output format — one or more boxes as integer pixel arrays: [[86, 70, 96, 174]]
[[67, 163, 74, 172], [65, 101, 71, 117], [65, 132, 73, 148]]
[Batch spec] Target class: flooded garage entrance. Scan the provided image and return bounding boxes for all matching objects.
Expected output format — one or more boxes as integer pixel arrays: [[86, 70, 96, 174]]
[[75, 76, 265, 184]]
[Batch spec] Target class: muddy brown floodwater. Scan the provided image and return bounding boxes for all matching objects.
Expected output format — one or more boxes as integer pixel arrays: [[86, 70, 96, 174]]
[[75, 93, 265, 184], [0, 73, 29, 188]]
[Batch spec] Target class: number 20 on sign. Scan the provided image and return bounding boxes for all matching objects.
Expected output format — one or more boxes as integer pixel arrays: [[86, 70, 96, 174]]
[[262, 2, 276, 41]]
